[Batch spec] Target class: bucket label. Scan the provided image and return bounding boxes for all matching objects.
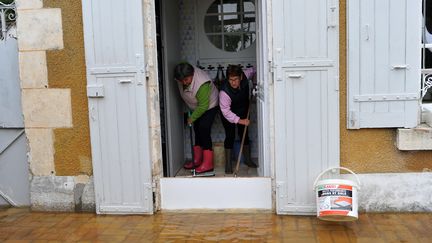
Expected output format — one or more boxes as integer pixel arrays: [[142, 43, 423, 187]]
[[317, 184, 353, 212], [318, 189, 352, 197]]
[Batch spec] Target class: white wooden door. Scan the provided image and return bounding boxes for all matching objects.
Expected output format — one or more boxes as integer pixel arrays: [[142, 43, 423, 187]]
[[82, 0, 153, 214], [273, 0, 339, 214]]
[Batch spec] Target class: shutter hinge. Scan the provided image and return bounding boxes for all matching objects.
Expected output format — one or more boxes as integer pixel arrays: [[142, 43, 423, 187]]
[[276, 181, 286, 202], [274, 48, 283, 82], [268, 61, 276, 85], [328, 5, 338, 28], [349, 110, 359, 129], [269, 60, 275, 73]]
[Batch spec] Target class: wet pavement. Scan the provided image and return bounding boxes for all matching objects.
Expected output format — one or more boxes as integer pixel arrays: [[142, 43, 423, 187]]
[[0, 208, 431, 242]]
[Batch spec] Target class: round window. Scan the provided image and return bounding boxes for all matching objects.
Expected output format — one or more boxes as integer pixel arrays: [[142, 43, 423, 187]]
[[204, 0, 256, 52]]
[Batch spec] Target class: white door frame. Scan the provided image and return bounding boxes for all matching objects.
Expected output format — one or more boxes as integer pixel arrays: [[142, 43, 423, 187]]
[[159, 0, 273, 210], [256, 0, 271, 177]]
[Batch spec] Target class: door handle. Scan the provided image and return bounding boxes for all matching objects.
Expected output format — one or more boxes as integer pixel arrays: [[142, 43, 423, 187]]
[[391, 65, 408, 70], [119, 79, 132, 84], [288, 73, 303, 78]]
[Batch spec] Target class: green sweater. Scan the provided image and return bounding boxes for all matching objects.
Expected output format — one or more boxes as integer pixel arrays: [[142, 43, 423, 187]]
[[190, 82, 211, 122]]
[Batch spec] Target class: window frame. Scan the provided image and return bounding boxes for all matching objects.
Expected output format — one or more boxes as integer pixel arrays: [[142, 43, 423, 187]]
[[196, 0, 256, 62], [204, 0, 256, 52]]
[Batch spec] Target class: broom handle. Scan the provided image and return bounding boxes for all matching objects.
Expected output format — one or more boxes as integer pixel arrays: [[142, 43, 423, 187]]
[[188, 111, 196, 171], [190, 123, 194, 166], [234, 105, 251, 176]]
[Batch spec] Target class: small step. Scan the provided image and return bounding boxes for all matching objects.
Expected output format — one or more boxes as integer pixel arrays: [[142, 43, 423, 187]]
[[396, 123, 432, 150]]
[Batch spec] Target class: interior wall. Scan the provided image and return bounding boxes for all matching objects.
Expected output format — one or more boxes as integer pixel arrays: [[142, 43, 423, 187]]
[[179, 0, 197, 64], [339, 0, 432, 173], [160, 0, 184, 176]]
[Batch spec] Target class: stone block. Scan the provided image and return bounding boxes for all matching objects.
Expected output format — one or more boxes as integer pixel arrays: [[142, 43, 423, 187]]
[[396, 125, 432, 150], [19, 51, 48, 88], [75, 175, 90, 184], [31, 176, 75, 211], [26, 128, 55, 176], [148, 86, 161, 127], [149, 126, 162, 176], [16, 0, 43, 10], [81, 177, 95, 212], [21, 89, 72, 128], [73, 183, 85, 211], [17, 9, 63, 51]]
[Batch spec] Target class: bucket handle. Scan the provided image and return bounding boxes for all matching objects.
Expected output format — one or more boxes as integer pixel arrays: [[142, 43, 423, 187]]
[[313, 167, 361, 190]]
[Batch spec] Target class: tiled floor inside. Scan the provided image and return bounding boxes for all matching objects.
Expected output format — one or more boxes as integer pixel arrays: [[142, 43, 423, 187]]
[[175, 159, 258, 177], [1, 208, 432, 242]]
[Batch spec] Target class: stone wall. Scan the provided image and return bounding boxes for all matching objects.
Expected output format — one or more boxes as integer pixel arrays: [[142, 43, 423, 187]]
[[16, 0, 94, 211]]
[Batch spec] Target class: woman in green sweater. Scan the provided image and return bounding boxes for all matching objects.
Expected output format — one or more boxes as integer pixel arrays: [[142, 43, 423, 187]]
[[174, 62, 219, 173]]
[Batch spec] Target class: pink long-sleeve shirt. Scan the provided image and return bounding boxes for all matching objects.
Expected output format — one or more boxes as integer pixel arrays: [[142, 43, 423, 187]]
[[219, 67, 255, 124]]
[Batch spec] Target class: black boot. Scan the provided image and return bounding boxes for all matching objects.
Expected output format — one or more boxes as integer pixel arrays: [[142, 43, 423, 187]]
[[225, 149, 233, 174], [243, 145, 257, 168]]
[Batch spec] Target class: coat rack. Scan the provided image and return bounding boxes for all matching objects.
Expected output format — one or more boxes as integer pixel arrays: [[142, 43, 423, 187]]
[[198, 63, 254, 71]]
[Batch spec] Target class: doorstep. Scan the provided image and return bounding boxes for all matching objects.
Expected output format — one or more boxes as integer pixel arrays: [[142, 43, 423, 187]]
[[159, 177, 272, 210]]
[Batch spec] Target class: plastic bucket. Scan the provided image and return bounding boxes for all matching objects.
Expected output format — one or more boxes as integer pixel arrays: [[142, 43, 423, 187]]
[[313, 167, 361, 222]]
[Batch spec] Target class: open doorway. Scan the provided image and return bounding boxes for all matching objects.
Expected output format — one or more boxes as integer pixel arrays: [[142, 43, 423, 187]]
[[156, 0, 267, 178]]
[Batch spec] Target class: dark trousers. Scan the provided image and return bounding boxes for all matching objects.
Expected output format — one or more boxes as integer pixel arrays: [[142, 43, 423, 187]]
[[221, 113, 250, 149], [193, 107, 218, 150]]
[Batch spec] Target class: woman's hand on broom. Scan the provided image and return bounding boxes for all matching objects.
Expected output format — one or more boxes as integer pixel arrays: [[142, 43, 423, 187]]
[[238, 119, 250, 126]]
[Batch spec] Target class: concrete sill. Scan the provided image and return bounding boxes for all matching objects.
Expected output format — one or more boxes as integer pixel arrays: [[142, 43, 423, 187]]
[[397, 104, 432, 151], [397, 124, 432, 150], [396, 104, 432, 151]]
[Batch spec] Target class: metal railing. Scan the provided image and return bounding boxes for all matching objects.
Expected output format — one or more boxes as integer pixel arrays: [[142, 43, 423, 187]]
[[421, 69, 432, 99], [0, 0, 16, 41]]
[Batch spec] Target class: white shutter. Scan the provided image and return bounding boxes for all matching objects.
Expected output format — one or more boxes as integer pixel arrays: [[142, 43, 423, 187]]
[[82, 0, 153, 214], [348, 0, 422, 129]]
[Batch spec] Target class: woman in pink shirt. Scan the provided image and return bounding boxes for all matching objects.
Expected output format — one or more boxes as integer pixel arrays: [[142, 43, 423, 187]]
[[219, 65, 258, 174]]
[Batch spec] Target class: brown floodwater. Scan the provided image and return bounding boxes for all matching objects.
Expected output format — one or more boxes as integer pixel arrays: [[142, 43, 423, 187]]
[[1, 208, 431, 242]]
